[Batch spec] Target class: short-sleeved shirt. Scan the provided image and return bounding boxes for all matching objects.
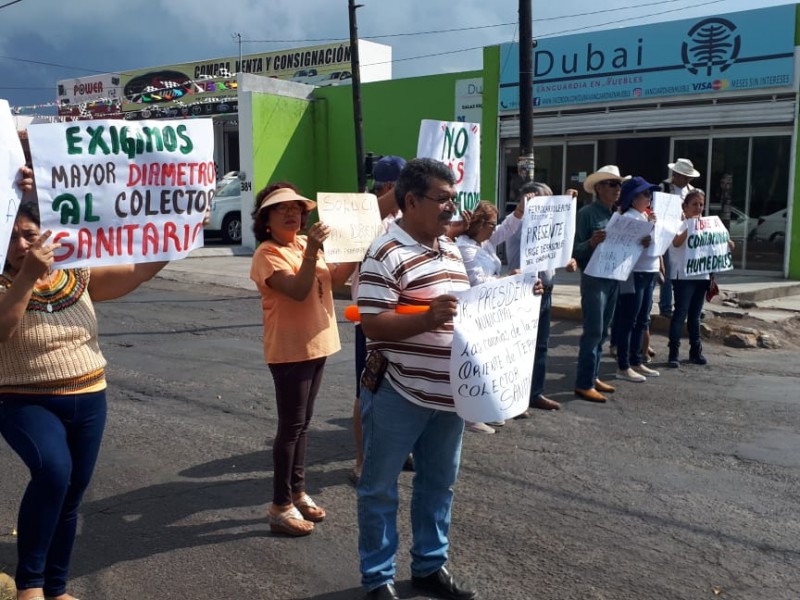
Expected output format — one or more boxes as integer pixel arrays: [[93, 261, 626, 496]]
[[250, 237, 341, 364], [357, 225, 470, 411]]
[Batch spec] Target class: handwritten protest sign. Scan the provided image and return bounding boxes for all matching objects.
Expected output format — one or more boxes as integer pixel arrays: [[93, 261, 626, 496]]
[[584, 212, 653, 281], [1, 100, 26, 269], [27, 119, 214, 268], [450, 273, 540, 422], [316, 192, 382, 262], [682, 216, 733, 277], [417, 119, 480, 217], [520, 194, 575, 274], [648, 191, 683, 257]]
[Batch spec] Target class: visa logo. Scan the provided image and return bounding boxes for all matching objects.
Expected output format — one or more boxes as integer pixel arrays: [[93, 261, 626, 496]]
[[693, 80, 729, 91]]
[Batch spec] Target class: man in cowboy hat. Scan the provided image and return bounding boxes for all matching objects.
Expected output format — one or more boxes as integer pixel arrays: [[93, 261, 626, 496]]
[[658, 158, 701, 317], [572, 165, 627, 403]]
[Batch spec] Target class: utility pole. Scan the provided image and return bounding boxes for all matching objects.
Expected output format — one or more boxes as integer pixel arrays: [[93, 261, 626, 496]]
[[517, 0, 535, 182], [348, 0, 367, 192], [233, 33, 243, 72]]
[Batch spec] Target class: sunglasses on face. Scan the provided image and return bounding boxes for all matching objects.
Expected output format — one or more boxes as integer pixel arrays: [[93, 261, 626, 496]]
[[600, 180, 622, 188]]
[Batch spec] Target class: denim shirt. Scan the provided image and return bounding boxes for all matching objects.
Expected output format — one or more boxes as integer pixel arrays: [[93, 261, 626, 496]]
[[573, 200, 614, 271]]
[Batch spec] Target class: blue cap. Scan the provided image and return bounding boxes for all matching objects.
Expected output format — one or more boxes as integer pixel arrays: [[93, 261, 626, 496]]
[[619, 176, 659, 212], [372, 155, 406, 183]]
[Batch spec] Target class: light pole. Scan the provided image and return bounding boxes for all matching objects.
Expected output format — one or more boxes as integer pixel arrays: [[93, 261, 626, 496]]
[[232, 32, 243, 72]]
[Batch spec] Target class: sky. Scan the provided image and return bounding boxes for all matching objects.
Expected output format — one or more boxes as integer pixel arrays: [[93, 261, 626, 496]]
[[0, 0, 793, 114]]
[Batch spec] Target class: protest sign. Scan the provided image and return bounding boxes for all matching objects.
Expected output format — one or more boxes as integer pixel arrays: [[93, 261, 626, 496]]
[[416, 119, 480, 217], [0, 100, 26, 269], [682, 216, 733, 277], [316, 192, 382, 262], [450, 273, 540, 422], [584, 212, 653, 281], [27, 119, 214, 268], [647, 191, 683, 257], [520, 194, 575, 274]]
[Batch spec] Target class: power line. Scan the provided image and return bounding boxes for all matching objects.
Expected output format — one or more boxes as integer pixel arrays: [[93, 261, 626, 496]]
[[0, 0, 732, 82], [360, 0, 726, 68], [240, 0, 718, 44], [0, 0, 25, 10], [535, 0, 725, 39]]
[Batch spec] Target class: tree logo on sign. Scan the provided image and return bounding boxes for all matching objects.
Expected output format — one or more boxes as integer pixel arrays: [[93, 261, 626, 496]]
[[681, 17, 741, 76]]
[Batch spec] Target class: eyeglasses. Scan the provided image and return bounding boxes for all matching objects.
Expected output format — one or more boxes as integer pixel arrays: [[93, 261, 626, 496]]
[[600, 180, 622, 188], [273, 202, 305, 214], [419, 193, 457, 206]]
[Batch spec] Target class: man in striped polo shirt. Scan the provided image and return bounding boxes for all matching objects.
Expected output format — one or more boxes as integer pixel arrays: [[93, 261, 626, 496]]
[[356, 158, 478, 600]]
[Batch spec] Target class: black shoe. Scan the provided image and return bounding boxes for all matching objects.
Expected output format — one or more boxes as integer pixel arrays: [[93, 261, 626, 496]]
[[412, 566, 478, 600], [689, 343, 708, 365], [402, 454, 415, 472], [660, 309, 673, 318], [366, 583, 399, 600]]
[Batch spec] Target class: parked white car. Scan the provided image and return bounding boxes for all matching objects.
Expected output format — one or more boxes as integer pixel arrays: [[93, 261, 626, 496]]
[[753, 208, 788, 245], [204, 176, 242, 244], [707, 205, 757, 242]]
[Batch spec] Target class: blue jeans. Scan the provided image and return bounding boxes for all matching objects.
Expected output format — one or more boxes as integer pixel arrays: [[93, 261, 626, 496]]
[[669, 279, 708, 347], [530, 289, 552, 400], [616, 272, 657, 370], [659, 251, 673, 314], [357, 379, 464, 591], [0, 390, 107, 596], [575, 273, 619, 390]]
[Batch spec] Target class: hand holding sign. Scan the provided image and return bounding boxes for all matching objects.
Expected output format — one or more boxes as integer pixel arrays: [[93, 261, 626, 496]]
[[18, 230, 60, 283]]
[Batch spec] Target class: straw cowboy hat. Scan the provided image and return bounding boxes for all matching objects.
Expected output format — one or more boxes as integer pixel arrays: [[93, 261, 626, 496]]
[[583, 165, 627, 194], [258, 187, 316, 211], [668, 158, 700, 178]]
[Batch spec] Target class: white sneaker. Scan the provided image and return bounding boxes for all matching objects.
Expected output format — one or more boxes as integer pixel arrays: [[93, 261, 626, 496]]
[[633, 364, 660, 377], [467, 422, 496, 434], [616, 368, 646, 383]]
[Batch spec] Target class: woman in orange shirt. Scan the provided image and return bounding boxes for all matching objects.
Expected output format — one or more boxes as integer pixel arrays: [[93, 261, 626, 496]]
[[249, 182, 357, 536]]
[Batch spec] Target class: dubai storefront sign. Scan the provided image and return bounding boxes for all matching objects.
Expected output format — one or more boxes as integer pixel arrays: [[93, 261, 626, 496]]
[[499, 5, 795, 111]]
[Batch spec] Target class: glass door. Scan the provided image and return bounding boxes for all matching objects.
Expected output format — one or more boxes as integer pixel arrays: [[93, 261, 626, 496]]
[[673, 134, 790, 271]]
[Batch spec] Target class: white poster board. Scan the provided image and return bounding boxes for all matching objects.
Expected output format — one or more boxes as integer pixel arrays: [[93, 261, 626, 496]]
[[648, 191, 683, 257], [520, 194, 576, 274], [316, 192, 382, 263], [27, 119, 214, 268], [416, 119, 480, 216], [450, 273, 540, 422], [682, 216, 734, 277], [0, 99, 26, 270], [584, 212, 653, 281]]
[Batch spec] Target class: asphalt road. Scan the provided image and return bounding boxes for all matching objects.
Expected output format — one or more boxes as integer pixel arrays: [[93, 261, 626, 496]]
[[1, 278, 798, 600]]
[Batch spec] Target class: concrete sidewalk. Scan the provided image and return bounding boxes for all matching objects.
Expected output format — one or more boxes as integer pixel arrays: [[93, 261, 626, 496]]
[[162, 245, 800, 324]]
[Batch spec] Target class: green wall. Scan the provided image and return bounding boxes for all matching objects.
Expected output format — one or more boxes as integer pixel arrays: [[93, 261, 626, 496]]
[[313, 70, 500, 201], [250, 93, 318, 199]]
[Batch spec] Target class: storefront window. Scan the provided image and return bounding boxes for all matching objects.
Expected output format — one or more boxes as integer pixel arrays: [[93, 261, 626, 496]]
[[748, 136, 790, 270], [704, 135, 789, 271], [502, 144, 563, 213]]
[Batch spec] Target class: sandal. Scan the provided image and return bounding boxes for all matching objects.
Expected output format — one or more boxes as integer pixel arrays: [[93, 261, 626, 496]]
[[293, 494, 326, 522], [266, 506, 314, 536]]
